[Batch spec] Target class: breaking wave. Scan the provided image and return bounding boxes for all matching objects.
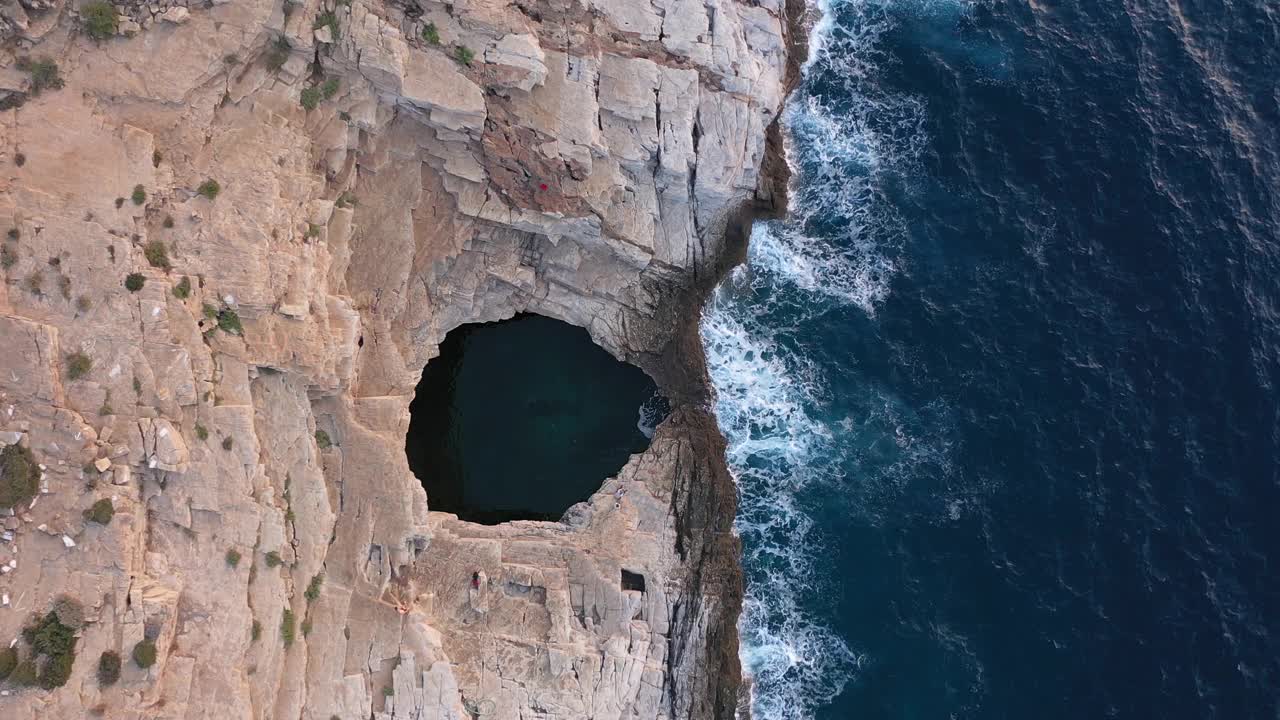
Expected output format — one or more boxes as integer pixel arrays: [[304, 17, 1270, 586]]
[[701, 0, 949, 716]]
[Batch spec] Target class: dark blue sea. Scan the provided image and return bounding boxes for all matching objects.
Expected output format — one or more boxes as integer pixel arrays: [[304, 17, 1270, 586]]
[[701, 0, 1280, 717]]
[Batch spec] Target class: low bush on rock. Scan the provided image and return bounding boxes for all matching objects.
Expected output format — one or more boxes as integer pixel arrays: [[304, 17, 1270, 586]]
[[132, 639, 156, 668], [22, 608, 78, 689], [305, 574, 324, 602], [97, 651, 121, 686], [217, 307, 243, 334], [0, 646, 16, 680], [9, 659, 37, 686], [197, 179, 221, 200], [65, 351, 92, 380], [81, 1, 118, 41], [85, 498, 114, 524], [266, 36, 291, 72], [16, 57, 63, 95], [125, 273, 146, 292], [144, 240, 170, 269], [0, 443, 40, 509], [422, 22, 440, 45], [281, 609, 296, 647]]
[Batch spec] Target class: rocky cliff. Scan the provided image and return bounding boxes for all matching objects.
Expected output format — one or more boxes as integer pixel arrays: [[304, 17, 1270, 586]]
[[0, 0, 795, 716]]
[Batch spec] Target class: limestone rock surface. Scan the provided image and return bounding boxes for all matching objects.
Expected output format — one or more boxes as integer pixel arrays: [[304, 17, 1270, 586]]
[[0, 0, 797, 717]]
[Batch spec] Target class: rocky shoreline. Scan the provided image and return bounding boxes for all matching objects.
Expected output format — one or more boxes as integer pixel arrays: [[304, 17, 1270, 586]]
[[0, 0, 802, 716]]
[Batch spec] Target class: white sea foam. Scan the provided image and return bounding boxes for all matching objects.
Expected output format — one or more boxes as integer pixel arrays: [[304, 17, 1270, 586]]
[[702, 292, 861, 719], [700, 0, 952, 716], [636, 392, 669, 439]]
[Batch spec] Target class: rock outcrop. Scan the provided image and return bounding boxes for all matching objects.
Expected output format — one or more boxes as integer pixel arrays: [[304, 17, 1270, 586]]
[[0, 0, 795, 717]]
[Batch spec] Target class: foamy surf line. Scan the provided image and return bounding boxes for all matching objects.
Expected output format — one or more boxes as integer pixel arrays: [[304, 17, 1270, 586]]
[[703, 258, 861, 720], [701, 0, 934, 715]]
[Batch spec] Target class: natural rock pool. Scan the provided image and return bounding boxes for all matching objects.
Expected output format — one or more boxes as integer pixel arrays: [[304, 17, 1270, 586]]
[[406, 314, 665, 524]]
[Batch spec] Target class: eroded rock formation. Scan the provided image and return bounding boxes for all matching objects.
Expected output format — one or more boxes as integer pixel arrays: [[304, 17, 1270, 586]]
[[0, 0, 796, 716]]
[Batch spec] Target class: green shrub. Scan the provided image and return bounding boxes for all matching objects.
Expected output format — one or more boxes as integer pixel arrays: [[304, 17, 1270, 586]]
[[221, 436, 234, 451], [197, 179, 221, 200], [300, 86, 322, 111], [0, 443, 40, 509], [81, 1, 118, 41], [315, 430, 332, 449], [305, 573, 324, 602], [1, 244, 16, 270], [132, 639, 156, 668], [322, 77, 340, 99], [382, 686, 394, 696], [226, 548, 241, 567], [266, 35, 291, 72], [162, 214, 174, 228], [251, 620, 262, 642], [281, 609, 296, 647], [144, 240, 170, 269], [27, 612, 76, 658], [125, 273, 145, 292], [195, 424, 208, 441], [0, 646, 16, 680], [97, 651, 121, 686], [265, 551, 283, 568], [422, 22, 440, 45], [22, 610, 78, 688], [65, 351, 92, 380], [10, 659, 38, 686], [313, 11, 339, 39], [130, 185, 146, 205], [173, 275, 191, 299], [85, 498, 114, 524], [306, 223, 321, 237], [76, 295, 92, 313], [16, 57, 64, 95], [217, 308, 243, 334], [454, 45, 474, 66], [39, 650, 74, 689], [152, 150, 162, 167]]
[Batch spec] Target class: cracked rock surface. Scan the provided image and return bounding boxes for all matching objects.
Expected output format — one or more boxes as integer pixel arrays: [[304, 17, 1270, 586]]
[[0, 0, 796, 716]]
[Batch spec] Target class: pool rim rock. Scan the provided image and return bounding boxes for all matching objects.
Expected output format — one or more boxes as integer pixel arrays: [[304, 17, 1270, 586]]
[[404, 311, 666, 525]]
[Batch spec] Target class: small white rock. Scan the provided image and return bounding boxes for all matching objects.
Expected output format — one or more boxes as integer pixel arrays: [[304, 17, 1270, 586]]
[[62, 535, 75, 548], [95, 457, 112, 472], [160, 6, 189, 23]]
